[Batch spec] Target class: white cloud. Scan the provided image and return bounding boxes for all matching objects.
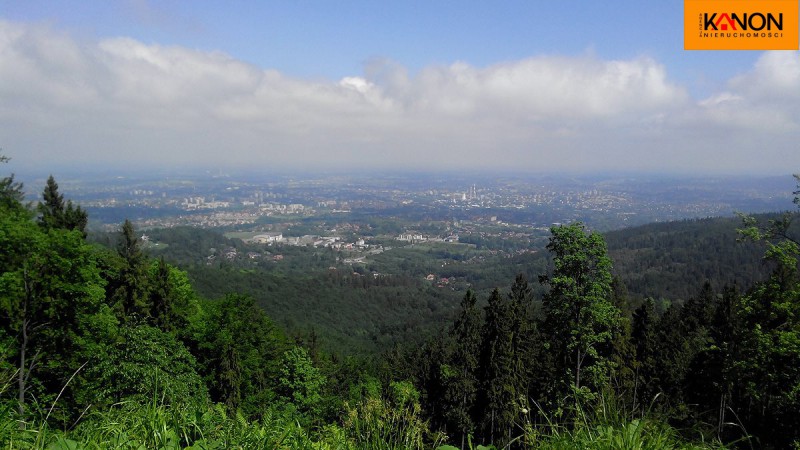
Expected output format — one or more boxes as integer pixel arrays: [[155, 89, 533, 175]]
[[0, 20, 798, 174], [697, 51, 800, 133], [730, 51, 800, 98]]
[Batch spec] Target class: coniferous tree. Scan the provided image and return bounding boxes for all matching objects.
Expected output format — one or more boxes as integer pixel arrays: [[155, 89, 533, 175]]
[[679, 283, 722, 422], [414, 334, 451, 431], [149, 257, 177, 332], [478, 288, 518, 446], [111, 219, 149, 320], [37, 175, 88, 237], [631, 298, 659, 410], [656, 283, 720, 422], [443, 289, 482, 447], [508, 274, 532, 363], [681, 281, 716, 333], [708, 284, 742, 441], [38, 175, 64, 230], [63, 200, 88, 237], [653, 303, 689, 405], [196, 294, 287, 418], [608, 277, 637, 408], [506, 274, 537, 426], [682, 284, 743, 441]]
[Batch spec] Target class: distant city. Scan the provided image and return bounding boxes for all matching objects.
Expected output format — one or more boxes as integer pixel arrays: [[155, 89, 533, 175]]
[[22, 172, 796, 234]]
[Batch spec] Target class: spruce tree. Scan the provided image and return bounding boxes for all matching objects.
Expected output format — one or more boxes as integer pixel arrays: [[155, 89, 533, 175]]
[[112, 219, 149, 320], [149, 257, 176, 332], [38, 175, 65, 230], [478, 288, 518, 445], [444, 289, 482, 447], [631, 298, 659, 410], [37, 175, 88, 237], [508, 274, 532, 361]]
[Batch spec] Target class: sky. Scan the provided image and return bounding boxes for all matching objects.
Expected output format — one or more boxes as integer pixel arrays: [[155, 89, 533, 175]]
[[0, 1, 799, 175]]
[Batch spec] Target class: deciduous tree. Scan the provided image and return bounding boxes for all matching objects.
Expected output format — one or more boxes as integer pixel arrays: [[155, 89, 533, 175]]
[[540, 223, 620, 400], [0, 210, 106, 418]]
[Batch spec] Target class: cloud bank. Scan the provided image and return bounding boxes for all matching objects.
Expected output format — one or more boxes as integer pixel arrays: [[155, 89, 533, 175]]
[[1, 20, 798, 174]]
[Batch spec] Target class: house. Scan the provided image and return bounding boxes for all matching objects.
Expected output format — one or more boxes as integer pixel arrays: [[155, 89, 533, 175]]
[[250, 233, 282, 244]]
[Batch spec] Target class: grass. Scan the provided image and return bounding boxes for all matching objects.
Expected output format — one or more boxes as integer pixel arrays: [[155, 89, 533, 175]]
[[0, 399, 730, 450], [512, 393, 728, 450], [0, 378, 435, 450], [0, 365, 726, 450], [222, 231, 264, 240], [2, 389, 732, 450]]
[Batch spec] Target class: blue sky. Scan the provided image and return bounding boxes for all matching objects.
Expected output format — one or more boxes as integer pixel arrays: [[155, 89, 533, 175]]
[[2, 1, 760, 90], [0, 1, 798, 174]]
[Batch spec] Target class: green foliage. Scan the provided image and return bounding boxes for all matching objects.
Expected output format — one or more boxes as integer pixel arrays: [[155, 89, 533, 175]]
[[194, 294, 287, 418], [721, 174, 800, 448], [0, 207, 108, 419], [731, 243, 800, 447], [114, 219, 150, 319], [184, 261, 459, 355], [441, 289, 481, 443], [278, 346, 326, 421], [0, 151, 25, 211], [342, 380, 440, 450], [527, 418, 720, 450], [83, 324, 208, 410], [0, 399, 321, 449], [37, 176, 87, 237], [541, 223, 621, 399], [147, 258, 195, 333], [606, 215, 771, 301], [478, 287, 520, 444], [5, 158, 800, 449], [631, 298, 659, 409]]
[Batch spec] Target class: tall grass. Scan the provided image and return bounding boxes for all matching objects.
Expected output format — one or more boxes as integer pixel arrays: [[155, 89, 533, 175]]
[[1, 365, 726, 450], [515, 393, 727, 450], [0, 380, 435, 450], [0, 398, 730, 450]]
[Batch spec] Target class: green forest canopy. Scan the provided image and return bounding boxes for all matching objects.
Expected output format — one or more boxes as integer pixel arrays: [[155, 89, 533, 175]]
[[2, 157, 800, 449]]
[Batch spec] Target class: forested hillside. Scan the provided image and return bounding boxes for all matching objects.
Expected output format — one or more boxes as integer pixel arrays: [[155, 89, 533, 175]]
[[606, 216, 778, 303], [2, 155, 800, 449], [94, 212, 782, 356]]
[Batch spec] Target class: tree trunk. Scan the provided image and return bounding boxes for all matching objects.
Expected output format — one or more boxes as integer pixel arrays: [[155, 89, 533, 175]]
[[491, 410, 495, 445], [717, 393, 726, 439], [18, 319, 27, 418], [633, 366, 639, 413], [18, 269, 31, 422]]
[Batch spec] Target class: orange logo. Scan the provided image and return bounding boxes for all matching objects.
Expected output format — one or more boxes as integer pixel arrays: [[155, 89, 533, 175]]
[[685, 0, 799, 50]]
